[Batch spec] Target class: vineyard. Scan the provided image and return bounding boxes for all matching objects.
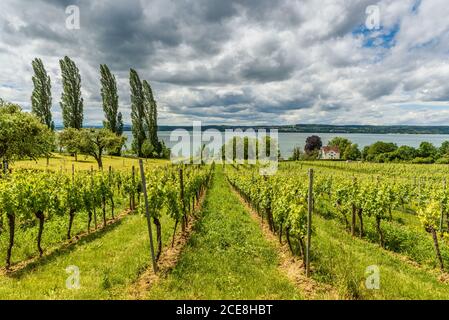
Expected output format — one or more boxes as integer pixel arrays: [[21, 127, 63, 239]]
[[0, 163, 213, 273], [1, 159, 449, 299], [226, 161, 449, 298]]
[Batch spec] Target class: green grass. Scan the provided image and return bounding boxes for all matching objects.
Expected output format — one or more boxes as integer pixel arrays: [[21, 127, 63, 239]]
[[0, 197, 126, 267], [12, 153, 167, 172], [316, 199, 449, 270], [148, 168, 302, 300], [0, 210, 177, 299], [311, 215, 449, 299]]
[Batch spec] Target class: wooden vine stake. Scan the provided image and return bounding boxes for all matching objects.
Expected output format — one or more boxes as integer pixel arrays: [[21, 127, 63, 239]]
[[306, 168, 313, 277], [139, 159, 158, 273]]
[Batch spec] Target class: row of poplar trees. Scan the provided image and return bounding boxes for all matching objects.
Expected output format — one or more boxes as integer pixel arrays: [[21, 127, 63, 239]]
[[30, 56, 163, 158]]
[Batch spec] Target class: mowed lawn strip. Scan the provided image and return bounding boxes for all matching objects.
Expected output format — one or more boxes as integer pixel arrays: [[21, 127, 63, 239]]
[[148, 168, 302, 300]]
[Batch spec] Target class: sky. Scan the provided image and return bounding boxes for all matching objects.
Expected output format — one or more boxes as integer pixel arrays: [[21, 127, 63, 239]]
[[1, 0, 449, 126]]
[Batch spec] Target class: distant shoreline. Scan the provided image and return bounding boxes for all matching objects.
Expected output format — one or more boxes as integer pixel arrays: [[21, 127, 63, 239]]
[[55, 124, 449, 135]]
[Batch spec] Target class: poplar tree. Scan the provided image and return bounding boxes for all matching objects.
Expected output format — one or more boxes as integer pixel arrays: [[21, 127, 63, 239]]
[[100, 64, 123, 135], [31, 58, 54, 130], [130, 69, 146, 157], [59, 56, 83, 129], [143, 80, 160, 153]]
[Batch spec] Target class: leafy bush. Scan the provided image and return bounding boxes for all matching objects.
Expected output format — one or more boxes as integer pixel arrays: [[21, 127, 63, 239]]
[[411, 157, 434, 164], [435, 157, 449, 164]]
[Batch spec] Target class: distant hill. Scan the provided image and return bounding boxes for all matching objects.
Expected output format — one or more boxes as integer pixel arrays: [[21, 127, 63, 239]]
[[54, 124, 449, 134]]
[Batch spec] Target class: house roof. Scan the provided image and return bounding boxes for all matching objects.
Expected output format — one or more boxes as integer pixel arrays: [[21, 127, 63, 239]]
[[321, 146, 340, 153]]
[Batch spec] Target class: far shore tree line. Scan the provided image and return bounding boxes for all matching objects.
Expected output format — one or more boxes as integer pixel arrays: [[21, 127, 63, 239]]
[[290, 135, 449, 164], [1, 56, 170, 170]]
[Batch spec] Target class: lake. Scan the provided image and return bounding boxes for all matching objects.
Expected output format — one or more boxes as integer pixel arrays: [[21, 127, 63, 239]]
[[123, 131, 449, 158]]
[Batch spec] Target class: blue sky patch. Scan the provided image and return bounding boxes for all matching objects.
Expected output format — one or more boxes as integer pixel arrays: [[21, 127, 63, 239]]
[[352, 24, 400, 49]]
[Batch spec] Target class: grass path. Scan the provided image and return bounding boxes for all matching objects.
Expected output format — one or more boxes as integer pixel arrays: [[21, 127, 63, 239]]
[[0, 212, 177, 299], [311, 215, 449, 299], [148, 168, 302, 299]]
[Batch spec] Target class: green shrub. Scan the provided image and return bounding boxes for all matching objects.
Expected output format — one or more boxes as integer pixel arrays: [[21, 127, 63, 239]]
[[411, 157, 434, 164], [435, 157, 449, 164]]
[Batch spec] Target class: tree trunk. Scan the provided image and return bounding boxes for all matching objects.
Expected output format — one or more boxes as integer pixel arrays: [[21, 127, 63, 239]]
[[184, 212, 189, 229], [430, 227, 444, 271], [87, 210, 92, 233], [153, 217, 162, 261], [35, 210, 45, 257], [375, 217, 384, 248], [357, 208, 364, 238], [6, 214, 15, 268], [267, 207, 274, 232], [181, 218, 186, 233], [67, 209, 75, 239], [97, 156, 103, 170]]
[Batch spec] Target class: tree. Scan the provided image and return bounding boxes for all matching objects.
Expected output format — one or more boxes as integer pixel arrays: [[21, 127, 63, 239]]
[[58, 128, 81, 161], [31, 58, 54, 130], [130, 69, 146, 157], [141, 139, 155, 158], [417, 141, 437, 159], [364, 141, 397, 161], [60, 56, 83, 129], [439, 141, 449, 157], [362, 145, 370, 160], [328, 137, 351, 156], [0, 100, 54, 166], [77, 129, 125, 169], [100, 64, 123, 135], [290, 146, 302, 161], [343, 143, 361, 160], [142, 80, 160, 154], [391, 145, 417, 161], [59, 128, 125, 169], [304, 135, 322, 154]]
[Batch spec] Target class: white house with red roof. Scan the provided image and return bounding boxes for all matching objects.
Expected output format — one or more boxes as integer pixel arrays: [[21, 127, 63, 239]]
[[320, 146, 340, 160]]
